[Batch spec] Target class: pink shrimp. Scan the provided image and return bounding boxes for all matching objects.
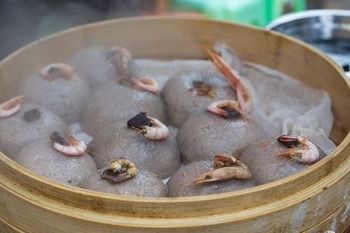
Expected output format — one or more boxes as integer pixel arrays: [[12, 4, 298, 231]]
[[0, 95, 24, 118], [50, 132, 86, 156], [192, 166, 252, 184], [193, 153, 251, 184], [207, 100, 242, 118], [40, 63, 75, 80], [108, 46, 132, 78], [277, 135, 320, 164], [127, 113, 169, 140], [214, 153, 243, 168], [101, 158, 137, 183], [143, 116, 169, 140], [208, 49, 252, 116], [131, 77, 160, 94]]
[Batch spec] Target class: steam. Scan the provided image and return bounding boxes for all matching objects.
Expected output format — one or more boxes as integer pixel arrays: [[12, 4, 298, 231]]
[[0, 0, 154, 60]]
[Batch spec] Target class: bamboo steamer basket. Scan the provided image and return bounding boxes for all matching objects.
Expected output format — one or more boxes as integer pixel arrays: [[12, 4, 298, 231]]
[[0, 17, 350, 233]]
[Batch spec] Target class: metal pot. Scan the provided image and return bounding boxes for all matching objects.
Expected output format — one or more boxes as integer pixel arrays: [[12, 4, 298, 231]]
[[266, 9, 350, 77]]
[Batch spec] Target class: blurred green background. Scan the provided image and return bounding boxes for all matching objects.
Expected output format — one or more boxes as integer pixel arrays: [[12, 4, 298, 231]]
[[170, 0, 306, 27]]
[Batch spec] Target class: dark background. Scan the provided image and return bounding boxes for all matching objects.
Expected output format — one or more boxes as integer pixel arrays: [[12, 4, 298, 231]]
[[0, 0, 349, 60], [0, 0, 156, 59]]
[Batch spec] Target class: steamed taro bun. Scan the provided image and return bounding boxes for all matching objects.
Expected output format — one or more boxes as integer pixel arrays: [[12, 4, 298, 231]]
[[19, 63, 91, 124], [0, 102, 68, 158], [13, 139, 96, 186]]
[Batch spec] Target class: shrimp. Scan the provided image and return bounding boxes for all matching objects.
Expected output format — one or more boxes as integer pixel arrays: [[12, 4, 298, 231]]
[[127, 112, 169, 140], [0, 95, 24, 118], [208, 49, 252, 116], [100, 159, 137, 183], [192, 166, 251, 184], [193, 153, 251, 184], [131, 77, 160, 94], [50, 132, 86, 156], [277, 135, 320, 164], [142, 116, 169, 140], [107, 46, 132, 78], [214, 153, 244, 168], [40, 63, 75, 80], [207, 100, 242, 118]]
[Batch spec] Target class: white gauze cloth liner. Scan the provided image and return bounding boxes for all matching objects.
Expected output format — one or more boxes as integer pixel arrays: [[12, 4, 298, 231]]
[[243, 63, 335, 154]]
